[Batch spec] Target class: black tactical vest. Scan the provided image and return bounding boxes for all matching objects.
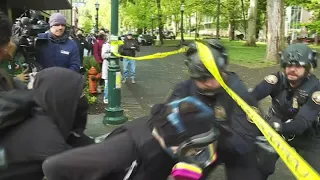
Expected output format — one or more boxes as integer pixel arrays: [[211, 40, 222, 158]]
[[271, 73, 319, 120]]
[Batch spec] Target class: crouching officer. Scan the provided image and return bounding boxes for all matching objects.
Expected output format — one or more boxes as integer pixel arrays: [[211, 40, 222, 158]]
[[166, 40, 263, 179], [250, 43, 320, 179], [42, 97, 220, 180]]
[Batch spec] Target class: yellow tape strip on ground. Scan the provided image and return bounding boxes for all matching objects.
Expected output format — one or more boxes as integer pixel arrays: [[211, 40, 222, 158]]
[[195, 41, 320, 180]]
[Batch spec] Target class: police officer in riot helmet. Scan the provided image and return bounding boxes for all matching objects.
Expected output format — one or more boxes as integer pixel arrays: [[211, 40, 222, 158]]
[[250, 43, 320, 179], [42, 97, 220, 180], [167, 40, 263, 179]]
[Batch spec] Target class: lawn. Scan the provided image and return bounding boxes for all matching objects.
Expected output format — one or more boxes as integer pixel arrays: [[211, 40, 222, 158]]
[[153, 37, 320, 68], [219, 39, 275, 68]]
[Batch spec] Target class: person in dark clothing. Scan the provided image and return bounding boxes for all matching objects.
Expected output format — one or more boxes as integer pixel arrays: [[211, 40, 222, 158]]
[[250, 43, 320, 179], [166, 40, 263, 180], [86, 34, 95, 56], [35, 13, 81, 72], [73, 31, 89, 65], [0, 67, 94, 179], [42, 96, 220, 180], [121, 31, 140, 84]]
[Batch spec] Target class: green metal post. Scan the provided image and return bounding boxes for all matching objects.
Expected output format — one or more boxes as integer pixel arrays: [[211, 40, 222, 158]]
[[103, 0, 128, 125]]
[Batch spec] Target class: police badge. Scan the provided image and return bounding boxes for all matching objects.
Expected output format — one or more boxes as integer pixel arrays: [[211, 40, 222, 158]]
[[214, 106, 226, 121], [312, 91, 320, 105], [264, 75, 278, 85]]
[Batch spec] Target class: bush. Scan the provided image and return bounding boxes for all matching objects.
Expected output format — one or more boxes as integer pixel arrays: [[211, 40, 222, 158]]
[[82, 56, 100, 105], [82, 56, 101, 72]]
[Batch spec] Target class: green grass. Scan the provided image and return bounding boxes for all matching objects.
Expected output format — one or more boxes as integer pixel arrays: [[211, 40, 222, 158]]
[[153, 37, 320, 68], [218, 39, 276, 68]]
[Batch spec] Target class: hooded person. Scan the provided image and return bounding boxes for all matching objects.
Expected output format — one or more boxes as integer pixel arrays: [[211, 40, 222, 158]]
[[42, 96, 220, 180], [0, 67, 94, 179]]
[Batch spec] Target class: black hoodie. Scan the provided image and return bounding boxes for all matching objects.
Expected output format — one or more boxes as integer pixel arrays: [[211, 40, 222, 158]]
[[0, 67, 84, 164]]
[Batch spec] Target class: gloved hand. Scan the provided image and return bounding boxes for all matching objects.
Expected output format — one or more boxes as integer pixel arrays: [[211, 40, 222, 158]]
[[268, 116, 283, 133], [14, 68, 30, 83]]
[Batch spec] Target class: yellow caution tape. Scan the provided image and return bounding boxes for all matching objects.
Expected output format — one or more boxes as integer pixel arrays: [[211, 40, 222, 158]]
[[109, 40, 187, 60], [110, 40, 124, 45], [195, 41, 320, 180], [112, 47, 187, 60]]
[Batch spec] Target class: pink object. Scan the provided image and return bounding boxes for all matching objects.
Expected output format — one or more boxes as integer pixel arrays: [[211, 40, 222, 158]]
[[171, 168, 202, 180]]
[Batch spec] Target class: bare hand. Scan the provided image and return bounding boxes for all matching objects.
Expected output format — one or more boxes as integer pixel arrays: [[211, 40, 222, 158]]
[[15, 68, 30, 83]]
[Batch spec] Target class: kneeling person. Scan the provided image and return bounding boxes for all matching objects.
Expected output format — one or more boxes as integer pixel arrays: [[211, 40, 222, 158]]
[[43, 97, 220, 180]]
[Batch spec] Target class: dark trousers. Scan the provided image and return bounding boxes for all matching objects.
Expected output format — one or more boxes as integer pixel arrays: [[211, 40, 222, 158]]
[[200, 149, 263, 180], [43, 132, 137, 180], [98, 63, 104, 86]]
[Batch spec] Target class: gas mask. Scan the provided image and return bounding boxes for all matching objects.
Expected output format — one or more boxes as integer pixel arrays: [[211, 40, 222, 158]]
[[161, 97, 220, 180], [171, 134, 219, 180]]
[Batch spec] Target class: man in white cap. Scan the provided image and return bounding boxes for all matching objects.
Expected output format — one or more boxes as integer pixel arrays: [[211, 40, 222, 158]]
[[36, 13, 81, 72]]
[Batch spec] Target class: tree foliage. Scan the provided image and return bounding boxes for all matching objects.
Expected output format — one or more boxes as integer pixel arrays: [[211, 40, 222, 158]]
[[78, 0, 111, 33], [288, 0, 320, 33]]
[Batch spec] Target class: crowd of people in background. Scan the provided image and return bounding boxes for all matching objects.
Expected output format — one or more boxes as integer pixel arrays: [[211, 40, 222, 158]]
[[70, 26, 140, 104]]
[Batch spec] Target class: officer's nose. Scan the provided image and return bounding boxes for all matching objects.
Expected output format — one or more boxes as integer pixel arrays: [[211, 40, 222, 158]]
[[203, 79, 218, 88]]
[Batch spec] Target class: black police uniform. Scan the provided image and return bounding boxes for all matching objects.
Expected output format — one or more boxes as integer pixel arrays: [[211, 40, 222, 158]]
[[167, 72, 263, 180], [250, 71, 320, 178]]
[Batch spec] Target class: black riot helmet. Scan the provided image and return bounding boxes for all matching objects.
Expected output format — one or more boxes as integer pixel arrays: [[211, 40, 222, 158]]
[[184, 40, 228, 81], [280, 43, 317, 71]]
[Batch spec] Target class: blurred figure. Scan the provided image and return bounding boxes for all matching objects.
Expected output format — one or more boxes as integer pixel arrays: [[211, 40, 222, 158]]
[[121, 31, 140, 84]]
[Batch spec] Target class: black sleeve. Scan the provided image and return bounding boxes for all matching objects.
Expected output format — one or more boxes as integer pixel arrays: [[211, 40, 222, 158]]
[[282, 89, 320, 135], [135, 40, 140, 52], [250, 72, 282, 101]]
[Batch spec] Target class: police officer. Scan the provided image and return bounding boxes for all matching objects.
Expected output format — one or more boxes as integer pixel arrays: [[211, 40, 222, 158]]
[[167, 40, 263, 179], [250, 43, 320, 179], [42, 97, 220, 180]]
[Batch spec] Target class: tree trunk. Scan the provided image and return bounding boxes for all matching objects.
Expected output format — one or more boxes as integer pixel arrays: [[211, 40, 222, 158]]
[[156, 0, 164, 44], [315, 33, 319, 45], [265, 0, 285, 63], [228, 19, 235, 40], [240, 0, 247, 37], [189, 16, 192, 36], [216, 0, 221, 39], [174, 15, 179, 35], [246, 0, 258, 46]]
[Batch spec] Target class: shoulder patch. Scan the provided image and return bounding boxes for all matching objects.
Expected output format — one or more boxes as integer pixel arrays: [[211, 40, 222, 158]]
[[312, 91, 320, 105], [264, 75, 278, 84]]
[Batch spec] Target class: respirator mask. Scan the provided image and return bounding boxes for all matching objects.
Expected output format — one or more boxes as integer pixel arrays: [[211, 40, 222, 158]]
[[162, 97, 220, 180]]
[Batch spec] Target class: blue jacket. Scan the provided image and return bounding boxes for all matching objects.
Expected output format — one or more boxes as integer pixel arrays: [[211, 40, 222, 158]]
[[36, 32, 80, 72]]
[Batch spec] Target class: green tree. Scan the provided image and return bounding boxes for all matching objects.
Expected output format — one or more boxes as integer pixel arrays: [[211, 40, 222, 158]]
[[78, 9, 93, 33], [78, 0, 111, 33]]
